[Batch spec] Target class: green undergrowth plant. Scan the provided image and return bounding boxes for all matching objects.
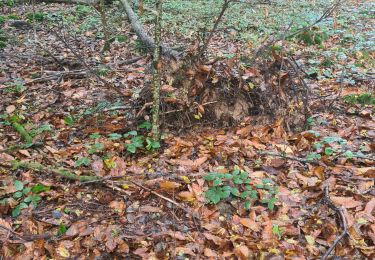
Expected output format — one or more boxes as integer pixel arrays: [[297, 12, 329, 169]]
[[26, 12, 46, 22], [3, 78, 26, 94], [123, 121, 161, 153], [305, 131, 369, 161], [0, 180, 50, 217], [204, 168, 278, 210], [343, 93, 375, 106]]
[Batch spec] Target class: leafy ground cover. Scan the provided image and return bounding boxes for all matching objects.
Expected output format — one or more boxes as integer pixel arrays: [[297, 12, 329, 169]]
[[0, 0, 374, 258]]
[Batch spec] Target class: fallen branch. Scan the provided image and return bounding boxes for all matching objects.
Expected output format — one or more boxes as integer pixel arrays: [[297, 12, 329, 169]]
[[257, 150, 314, 164], [26, 70, 87, 84], [0, 142, 43, 154], [0, 160, 98, 182], [120, 0, 180, 59]]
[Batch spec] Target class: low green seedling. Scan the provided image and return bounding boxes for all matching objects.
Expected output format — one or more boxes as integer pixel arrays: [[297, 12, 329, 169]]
[[4, 78, 26, 94], [123, 121, 160, 153], [307, 133, 369, 161], [74, 157, 91, 167], [26, 12, 45, 22], [0, 180, 50, 217], [87, 143, 104, 154], [343, 93, 375, 106], [29, 124, 52, 137], [204, 169, 278, 210]]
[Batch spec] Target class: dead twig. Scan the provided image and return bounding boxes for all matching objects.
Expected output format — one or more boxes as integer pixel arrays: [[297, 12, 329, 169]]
[[51, 30, 127, 97], [321, 185, 348, 260], [257, 150, 315, 164]]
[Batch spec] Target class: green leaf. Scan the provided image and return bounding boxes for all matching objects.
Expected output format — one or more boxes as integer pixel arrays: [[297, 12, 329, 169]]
[[324, 147, 334, 156], [13, 191, 23, 199], [205, 188, 221, 204], [250, 190, 258, 199], [31, 184, 50, 194], [12, 205, 21, 217], [14, 180, 24, 191], [88, 143, 104, 154], [244, 201, 251, 210], [267, 197, 277, 210], [306, 152, 321, 161], [29, 195, 41, 207], [12, 202, 28, 217], [146, 137, 161, 150], [219, 186, 231, 199], [57, 223, 67, 236], [344, 150, 353, 159], [322, 136, 343, 144], [272, 224, 282, 239], [23, 195, 32, 203], [240, 191, 251, 199], [64, 115, 75, 126], [239, 171, 248, 179], [232, 169, 240, 175], [107, 133, 122, 140], [231, 188, 240, 196], [22, 187, 31, 194], [131, 136, 144, 148], [123, 130, 137, 138], [89, 133, 101, 139], [213, 178, 222, 187], [233, 177, 243, 185], [204, 172, 218, 181], [74, 157, 91, 167], [224, 173, 233, 179], [126, 143, 137, 153], [139, 121, 152, 130]]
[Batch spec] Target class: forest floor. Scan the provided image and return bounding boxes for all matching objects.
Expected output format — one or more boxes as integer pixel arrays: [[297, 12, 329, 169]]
[[0, 0, 374, 259]]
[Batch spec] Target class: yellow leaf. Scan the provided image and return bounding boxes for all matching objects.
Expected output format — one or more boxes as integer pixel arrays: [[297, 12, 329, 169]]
[[177, 191, 195, 202], [104, 158, 116, 169], [57, 245, 70, 258], [305, 235, 315, 246], [179, 176, 190, 184], [159, 181, 181, 190]]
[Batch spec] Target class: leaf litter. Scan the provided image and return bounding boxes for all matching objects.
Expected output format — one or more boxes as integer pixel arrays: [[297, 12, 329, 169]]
[[0, 0, 374, 259]]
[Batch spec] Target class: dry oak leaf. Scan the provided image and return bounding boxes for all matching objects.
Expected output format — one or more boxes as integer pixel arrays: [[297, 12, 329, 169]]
[[109, 156, 127, 176], [239, 218, 260, 232], [169, 156, 208, 169], [6, 105, 16, 114], [234, 245, 251, 260], [204, 247, 218, 257], [65, 221, 92, 237], [364, 198, 375, 215], [109, 200, 126, 215], [203, 232, 225, 246], [161, 84, 176, 93], [331, 196, 363, 209]]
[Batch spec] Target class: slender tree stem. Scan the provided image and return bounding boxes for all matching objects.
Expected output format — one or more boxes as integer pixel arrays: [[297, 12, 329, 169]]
[[151, 0, 162, 140]]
